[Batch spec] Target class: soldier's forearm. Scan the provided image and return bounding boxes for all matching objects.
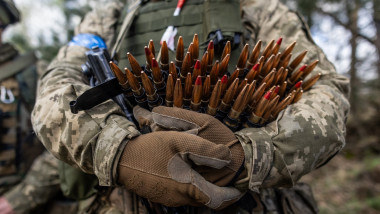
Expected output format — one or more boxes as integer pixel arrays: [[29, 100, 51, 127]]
[[32, 45, 139, 186]]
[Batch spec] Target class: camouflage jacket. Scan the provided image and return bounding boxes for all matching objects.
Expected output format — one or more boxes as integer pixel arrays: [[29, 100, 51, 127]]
[[32, 0, 350, 213]]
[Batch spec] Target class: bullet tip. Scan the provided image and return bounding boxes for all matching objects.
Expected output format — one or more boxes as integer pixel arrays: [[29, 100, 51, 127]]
[[208, 40, 214, 50], [300, 64, 307, 71], [264, 91, 272, 100], [295, 81, 303, 88], [252, 63, 260, 71], [194, 60, 201, 69], [277, 37, 283, 45], [221, 75, 228, 84], [144, 47, 151, 55], [195, 76, 202, 85], [152, 58, 158, 67]]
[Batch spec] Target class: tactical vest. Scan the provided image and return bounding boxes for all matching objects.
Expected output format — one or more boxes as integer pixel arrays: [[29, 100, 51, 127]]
[[0, 43, 43, 193], [116, 0, 244, 71]]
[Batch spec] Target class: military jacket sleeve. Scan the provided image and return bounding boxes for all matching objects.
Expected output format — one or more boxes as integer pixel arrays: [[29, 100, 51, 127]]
[[31, 2, 140, 186], [235, 0, 350, 191]]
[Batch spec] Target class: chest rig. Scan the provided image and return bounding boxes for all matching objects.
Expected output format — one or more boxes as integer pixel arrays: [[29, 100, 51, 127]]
[[0, 43, 42, 190], [116, 0, 244, 71]]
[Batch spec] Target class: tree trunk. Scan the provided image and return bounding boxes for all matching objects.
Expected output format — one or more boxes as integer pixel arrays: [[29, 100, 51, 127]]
[[348, 0, 360, 116], [373, 0, 380, 83]]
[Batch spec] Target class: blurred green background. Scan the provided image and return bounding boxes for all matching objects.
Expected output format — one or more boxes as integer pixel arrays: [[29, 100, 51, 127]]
[[3, 0, 380, 213]]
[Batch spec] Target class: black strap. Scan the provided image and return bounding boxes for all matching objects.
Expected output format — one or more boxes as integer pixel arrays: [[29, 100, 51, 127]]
[[70, 78, 123, 114]]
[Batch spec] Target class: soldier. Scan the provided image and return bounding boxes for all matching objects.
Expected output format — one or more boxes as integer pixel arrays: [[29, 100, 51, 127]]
[[32, 0, 350, 213], [0, 0, 64, 213]]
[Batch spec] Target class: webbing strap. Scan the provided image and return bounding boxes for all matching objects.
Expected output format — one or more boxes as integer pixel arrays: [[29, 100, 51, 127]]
[[0, 52, 36, 81], [111, 0, 144, 58]]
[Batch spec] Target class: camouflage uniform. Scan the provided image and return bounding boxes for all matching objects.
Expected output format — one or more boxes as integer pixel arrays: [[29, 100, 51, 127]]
[[31, 0, 350, 213], [0, 44, 63, 214], [0, 1, 63, 211]]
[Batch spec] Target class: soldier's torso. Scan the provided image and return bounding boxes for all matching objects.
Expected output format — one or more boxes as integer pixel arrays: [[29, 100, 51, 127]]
[[0, 43, 44, 193]]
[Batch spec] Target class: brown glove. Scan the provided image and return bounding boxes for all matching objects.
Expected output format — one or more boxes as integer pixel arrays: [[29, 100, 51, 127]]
[[133, 106, 247, 187], [118, 131, 242, 209]]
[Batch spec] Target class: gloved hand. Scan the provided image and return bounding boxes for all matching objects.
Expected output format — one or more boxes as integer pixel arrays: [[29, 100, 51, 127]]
[[118, 131, 243, 209], [133, 106, 247, 187]]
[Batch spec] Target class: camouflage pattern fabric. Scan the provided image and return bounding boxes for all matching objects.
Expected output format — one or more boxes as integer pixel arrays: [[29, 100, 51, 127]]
[[0, 43, 62, 213], [4, 151, 61, 214], [31, 0, 350, 213]]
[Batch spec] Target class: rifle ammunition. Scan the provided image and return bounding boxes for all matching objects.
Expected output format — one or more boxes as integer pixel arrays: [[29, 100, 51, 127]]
[[188, 43, 194, 65], [175, 36, 184, 68], [272, 37, 282, 56], [261, 69, 275, 89], [246, 63, 260, 83], [293, 88, 303, 103], [270, 85, 280, 100], [184, 72, 193, 107], [221, 75, 228, 94], [236, 78, 248, 97], [144, 46, 154, 70], [248, 91, 272, 124], [148, 39, 156, 57], [278, 53, 292, 70], [218, 54, 230, 77], [201, 75, 211, 107], [302, 60, 319, 79], [271, 95, 291, 118], [278, 81, 287, 98], [226, 69, 239, 89], [151, 58, 165, 90], [288, 50, 307, 72], [219, 78, 239, 113], [141, 71, 163, 111], [261, 95, 280, 124], [173, 78, 183, 108], [246, 82, 266, 114], [210, 60, 219, 86], [127, 52, 143, 79], [140, 71, 156, 100], [109, 62, 130, 89], [125, 68, 143, 97], [192, 34, 199, 63], [165, 74, 174, 107], [260, 54, 275, 78], [262, 39, 275, 60], [272, 52, 282, 70], [236, 44, 249, 74], [273, 67, 284, 86], [246, 40, 262, 69], [160, 40, 169, 70], [289, 80, 303, 93], [280, 41, 296, 61], [227, 84, 249, 120], [221, 41, 231, 62], [200, 51, 208, 77], [207, 40, 214, 70], [303, 73, 321, 91], [192, 60, 201, 83], [288, 64, 306, 85], [180, 52, 192, 80], [207, 80, 222, 116], [190, 76, 202, 111], [169, 61, 178, 81]]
